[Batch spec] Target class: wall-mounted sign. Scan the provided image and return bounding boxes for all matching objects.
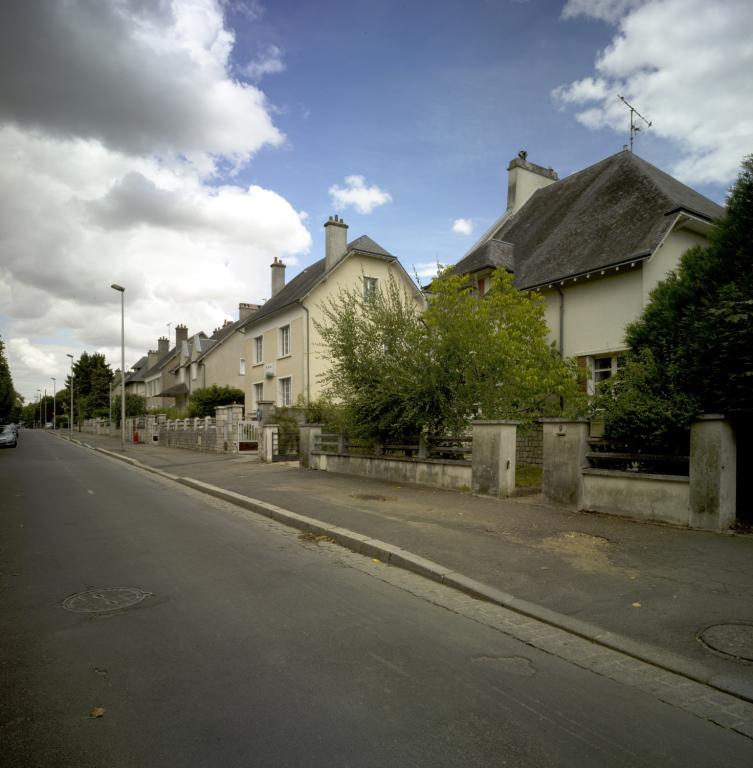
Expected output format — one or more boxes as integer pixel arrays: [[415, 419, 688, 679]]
[[264, 362, 275, 379]]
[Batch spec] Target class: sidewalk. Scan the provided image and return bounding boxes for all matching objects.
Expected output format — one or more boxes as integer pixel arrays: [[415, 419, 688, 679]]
[[62, 431, 753, 700]]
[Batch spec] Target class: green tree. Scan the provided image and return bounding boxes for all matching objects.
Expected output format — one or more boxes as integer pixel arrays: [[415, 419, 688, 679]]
[[68, 352, 114, 423], [111, 394, 147, 422], [316, 270, 585, 442], [0, 335, 18, 422], [187, 385, 245, 418], [599, 155, 753, 445]]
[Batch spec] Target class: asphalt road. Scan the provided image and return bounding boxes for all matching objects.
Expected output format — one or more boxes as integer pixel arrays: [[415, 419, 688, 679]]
[[2, 432, 751, 767]]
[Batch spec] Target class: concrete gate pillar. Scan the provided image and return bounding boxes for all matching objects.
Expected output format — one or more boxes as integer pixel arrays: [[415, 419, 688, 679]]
[[541, 418, 590, 507], [689, 415, 737, 531], [471, 421, 520, 497]]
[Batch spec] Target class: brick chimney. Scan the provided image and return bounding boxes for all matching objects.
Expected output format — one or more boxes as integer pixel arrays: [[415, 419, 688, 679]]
[[324, 215, 348, 272], [147, 349, 158, 369], [506, 151, 558, 214], [157, 336, 169, 358], [239, 302, 260, 321], [175, 324, 188, 348], [270, 258, 286, 297]]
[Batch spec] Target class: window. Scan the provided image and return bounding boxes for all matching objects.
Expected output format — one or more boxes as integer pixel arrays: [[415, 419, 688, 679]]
[[279, 377, 291, 407], [239, 357, 246, 376], [254, 336, 263, 364], [253, 382, 263, 409], [591, 354, 625, 394], [363, 276, 378, 301], [477, 277, 486, 296], [279, 325, 290, 357]]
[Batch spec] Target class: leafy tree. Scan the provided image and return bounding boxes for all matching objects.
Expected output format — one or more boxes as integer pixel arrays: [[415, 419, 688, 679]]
[[111, 394, 147, 422], [67, 352, 114, 423], [316, 270, 585, 442], [600, 155, 753, 445], [0, 335, 19, 422], [187, 385, 245, 418]]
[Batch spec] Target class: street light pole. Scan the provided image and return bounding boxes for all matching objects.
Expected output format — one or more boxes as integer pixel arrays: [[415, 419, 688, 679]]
[[66, 354, 74, 433], [51, 378, 56, 430], [37, 389, 41, 429], [111, 283, 126, 450]]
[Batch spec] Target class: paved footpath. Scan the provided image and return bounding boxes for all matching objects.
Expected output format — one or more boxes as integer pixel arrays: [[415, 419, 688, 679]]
[[52, 431, 753, 740]]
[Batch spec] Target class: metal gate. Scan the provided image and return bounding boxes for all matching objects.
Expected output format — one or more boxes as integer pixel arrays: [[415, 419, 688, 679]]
[[236, 421, 259, 453], [272, 429, 299, 461]]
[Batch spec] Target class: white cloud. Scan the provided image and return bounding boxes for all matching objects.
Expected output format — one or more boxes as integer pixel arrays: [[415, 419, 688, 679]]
[[413, 262, 443, 280], [0, 0, 282, 174], [243, 44, 286, 81], [561, 0, 647, 23], [553, 0, 753, 185], [452, 218, 474, 235], [328, 175, 392, 215], [0, 1, 312, 400]]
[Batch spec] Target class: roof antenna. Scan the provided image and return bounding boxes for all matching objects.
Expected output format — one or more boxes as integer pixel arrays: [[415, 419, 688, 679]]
[[166, 321, 172, 339], [618, 95, 652, 153]]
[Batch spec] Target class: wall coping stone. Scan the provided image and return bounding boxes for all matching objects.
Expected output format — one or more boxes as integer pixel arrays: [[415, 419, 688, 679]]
[[693, 414, 726, 422], [311, 450, 471, 468], [539, 417, 590, 424], [583, 468, 689, 483], [471, 420, 521, 426]]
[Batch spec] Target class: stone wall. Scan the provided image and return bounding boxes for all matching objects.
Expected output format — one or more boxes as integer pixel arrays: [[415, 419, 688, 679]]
[[516, 423, 543, 466]]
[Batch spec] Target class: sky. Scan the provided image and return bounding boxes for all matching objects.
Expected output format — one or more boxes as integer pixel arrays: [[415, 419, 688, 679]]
[[1, 0, 752, 402]]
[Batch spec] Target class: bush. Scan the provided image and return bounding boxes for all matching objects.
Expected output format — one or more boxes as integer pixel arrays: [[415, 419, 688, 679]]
[[187, 385, 244, 418]]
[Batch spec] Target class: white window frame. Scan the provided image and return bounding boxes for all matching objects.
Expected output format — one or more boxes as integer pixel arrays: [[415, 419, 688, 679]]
[[278, 376, 292, 407], [279, 325, 290, 357], [239, 357, 246, 376], [589, 354, 625, 395], [253, 382, 264, 410], [363, 276, 378, 301], [254, 335, 263, 364]]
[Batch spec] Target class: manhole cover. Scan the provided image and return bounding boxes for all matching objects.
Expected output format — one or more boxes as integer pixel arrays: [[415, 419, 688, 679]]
[[62, 588, 149, 614], [699, 623, 753, 661]]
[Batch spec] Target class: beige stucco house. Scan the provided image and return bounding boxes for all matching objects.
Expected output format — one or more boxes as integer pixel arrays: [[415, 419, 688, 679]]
[[244, 216, 424, 416], [171, 303, 260, 411], [450, 149, 723, 392]]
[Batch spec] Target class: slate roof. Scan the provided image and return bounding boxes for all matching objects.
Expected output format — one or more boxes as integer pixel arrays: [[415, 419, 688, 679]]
[[248, 235, 395, 326], [452, 150, 724, 290], [124, 355, 148, 384]]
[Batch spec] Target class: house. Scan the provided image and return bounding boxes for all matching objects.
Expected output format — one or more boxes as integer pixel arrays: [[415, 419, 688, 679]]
[[450, 149, 723, 392], [143, 326, 189, 410], [123, 355, 148, 398], [244, 216, 424, 415], [171, 302, 260, 411]]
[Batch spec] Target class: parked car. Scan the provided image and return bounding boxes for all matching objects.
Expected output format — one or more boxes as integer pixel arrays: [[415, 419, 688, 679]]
[[0, 424, 18, 448]]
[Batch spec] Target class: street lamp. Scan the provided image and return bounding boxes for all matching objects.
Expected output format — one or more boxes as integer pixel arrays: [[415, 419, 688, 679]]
[[66, 354, 74, 434], [51, 378, 56, 430], [111, 283, 126, 450], [36, 389, 41, 429]]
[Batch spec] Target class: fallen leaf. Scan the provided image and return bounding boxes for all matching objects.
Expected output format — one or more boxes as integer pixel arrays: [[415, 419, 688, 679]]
[[372, 558, 381, 563], [89, 707, 106, 718], [631, 602, 641, 608]]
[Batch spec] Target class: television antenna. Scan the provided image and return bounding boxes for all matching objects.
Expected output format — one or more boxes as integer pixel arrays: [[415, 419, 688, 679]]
[[618, 95, 652, 152], [166, 321, 172, 339]]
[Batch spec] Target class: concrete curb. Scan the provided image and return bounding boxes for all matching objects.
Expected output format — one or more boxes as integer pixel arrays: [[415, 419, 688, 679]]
[[58, 433, 753, 705]]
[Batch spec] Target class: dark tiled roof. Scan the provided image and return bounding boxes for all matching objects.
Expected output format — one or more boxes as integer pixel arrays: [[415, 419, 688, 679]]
[[143, 347, 176, 379], [157, 382, 188, 397], [348, 235, 393, 258], [453, 150, 724, 290], [249, 236, 397, 326], [452, 239, 514, 276], [125, 356, 148, 383]]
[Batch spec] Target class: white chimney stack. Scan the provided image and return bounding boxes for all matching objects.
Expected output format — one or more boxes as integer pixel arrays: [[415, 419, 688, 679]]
[[324, 215, 348, 272], [270, 257, 286, 297], [506, 150, 558, 214]]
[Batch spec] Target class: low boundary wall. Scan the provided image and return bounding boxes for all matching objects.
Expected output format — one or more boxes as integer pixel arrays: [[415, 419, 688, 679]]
[[311, 452, 472, 492], [581, 469, 690, 526]]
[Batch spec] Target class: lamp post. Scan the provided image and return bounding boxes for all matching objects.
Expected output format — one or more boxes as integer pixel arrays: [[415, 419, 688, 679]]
[[36, 389, 41, 429], [66, 354, 74, 433], [51, 378, 56, 430], [111, 283, 126, 450]]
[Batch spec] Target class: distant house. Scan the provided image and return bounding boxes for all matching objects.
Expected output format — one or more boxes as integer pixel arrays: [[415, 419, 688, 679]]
[[449, 149, 723, 392], [172, 303, 260, 411], [142, 326, 190, 410], [244, 216, 424, 416]]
